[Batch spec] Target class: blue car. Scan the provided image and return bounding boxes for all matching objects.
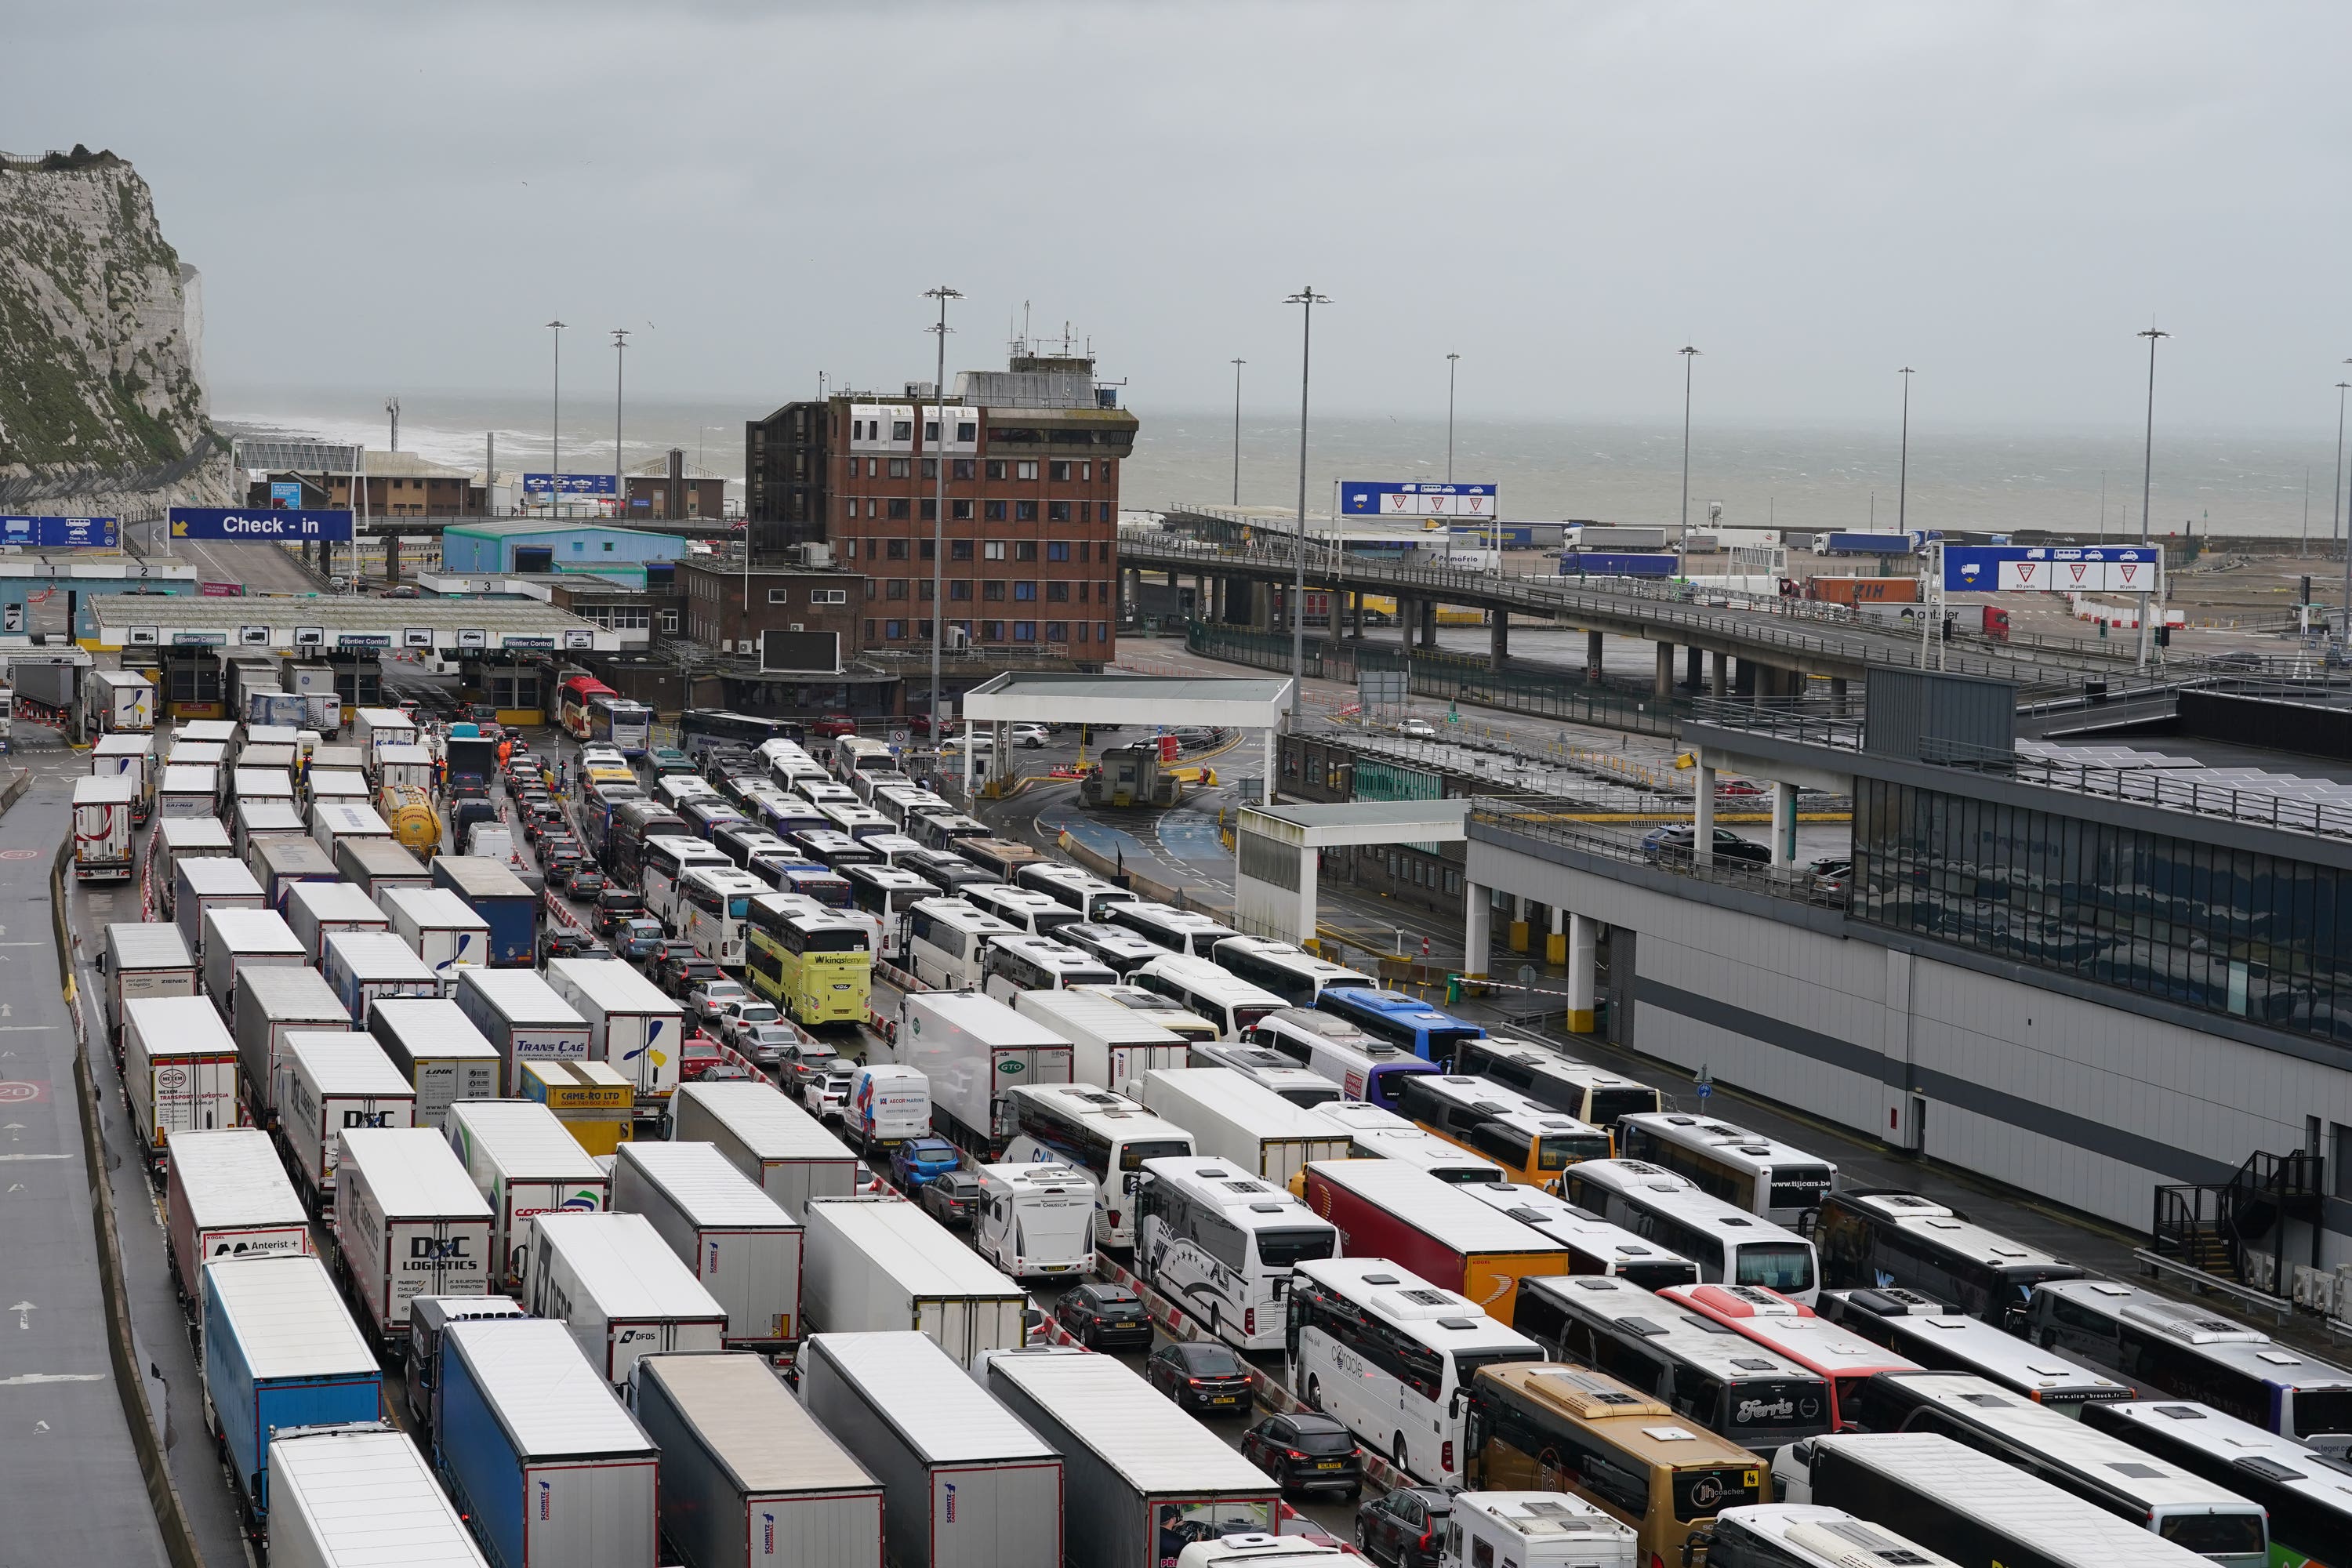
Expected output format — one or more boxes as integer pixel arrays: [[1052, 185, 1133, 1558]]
[[890, 1136, 961, 1190], [612, 917, 667, 961]]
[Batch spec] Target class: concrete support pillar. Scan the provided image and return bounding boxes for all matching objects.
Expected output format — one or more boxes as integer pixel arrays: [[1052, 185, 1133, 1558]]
[[1262, 727, 1276, 807], [1398, 597, 1416, 652], [1345, 591, 1359, 639], [1417, 601, 1439, 649], [1733, 658, 1755, 697], [1489, 613, 1509, 671], [1251, 580, 1274, 633], [1508, 895, 1530, 954], [1214, 575, 1229, 623], [1770, 779, 1799, 868], [385, 534, 402, 583], [1710, 650, 1728, 698], [1684, 643, 1702, 691], [1586, 630, 1604, 682], [1564, 913, 1599, 1033], [1545, 902, 1567, 966], [1693, 763, 1716, 866], [1654, 641, 1675, 699], [1464, 881, 1492, 976], [1830, 675, 1849, 716]]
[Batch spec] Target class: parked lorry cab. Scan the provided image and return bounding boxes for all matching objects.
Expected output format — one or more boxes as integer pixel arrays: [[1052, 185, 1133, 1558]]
[[845, 1061, 929, 1152], [632, 1351, 885, 1568], [543, 955, 684, 1112], [201, 1253, 383, 1534], [283, 880, 392, 966], [166, 1127, 313, 1306], [452, 967, 590, 1093], [266, 1421, 489, 1568], [799, 1329, 1065, 1568], [896, 989, 1074, 1157], [802, 1195, 1028, 1369], [71, 772, 137, 880], [332, 1126, 494, 1352], [273, 1031, 418, 1208], [444, 1099, 611, 1291], [379, 885, 492, 982], [321, 929, 443, 1026], [609, 1139, 804, 1348], [233, 965, 353, 1128], [176, 855, 266, 960], [403, 1294, 526, 1436], [522, 1210, 728, 1390], [367, 997, 503, 1131], [671, 1079, 862, 1218], [102, 920, 198, 1047], [430, 855, 539, 967], [122, 994, 238, 1158], [433, 1318, 659, 1568], [975, 1161, 1098, 1282], [1014, 986, 1189, 1100]]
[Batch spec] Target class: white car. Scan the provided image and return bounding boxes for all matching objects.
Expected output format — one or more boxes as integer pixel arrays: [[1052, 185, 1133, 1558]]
[[939, 733, 995, 756], [715, 997, 781, 1047], [1395, 717, 1439, 739], [1007, 724, 1050, 749], [801, 1061, 857, 1120], [686, 978, 748, 1023]]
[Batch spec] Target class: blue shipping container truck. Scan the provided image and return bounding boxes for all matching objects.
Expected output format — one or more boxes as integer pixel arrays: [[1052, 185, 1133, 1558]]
[[201, 1253, 383, 1533], [430, 855, 539, 967], [1557, 550, 1679, 578]]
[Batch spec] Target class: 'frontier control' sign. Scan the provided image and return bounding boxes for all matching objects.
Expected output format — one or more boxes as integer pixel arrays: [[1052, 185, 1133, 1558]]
[[169, 507, 354, 542]]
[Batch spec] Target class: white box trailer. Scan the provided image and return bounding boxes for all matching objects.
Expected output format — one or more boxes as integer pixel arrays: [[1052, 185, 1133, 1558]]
[[234, 965, 357, 1125], [379, 886, 492, 983], [92, 730, 157, 822], [632, 1351, 884, 1568], [1140, 1067, 1352, 1189], [801, 1196, 1026, 1369], [434, 1319, 658, 1568], [156, 818, 234, 916], [203, 906, 304, 1025], [1014, 989, 1189, 1101], [334, 837, 431, 903], [611, 1140, 803, 1347], [249, 834, 339, 913], [165, 1128, 313, 1304], [176, 855, 267, 961], [283, 880, 391, 965], [103, 920, 198, 1045], [266, 1423, 488, 1568], [453, 968, 590, 1094], [71, 773, 136, 881], [898, 990, 1073, 1156], [523, 1211, 728, 1389], [445, 1099, 611, 1290], [158, 762, 218, 819], [983, 1348, 1282, 1568], [350, 706, 416, 761], [231, 800, 307, 865], [800, 1330, 1065, 1568], [303, 771, 370, 813], [84, 666, 155, 733], [122, 994, 239, 1156], [368, 997, 503, 1130], [543, 956, 684, 1109], [274, 1031, 417, 1206], [310, 800, 393, 864], [322, 929, 443, 1024], [671, 1080, 860, 1218], [332, 1127, 494, 1349]]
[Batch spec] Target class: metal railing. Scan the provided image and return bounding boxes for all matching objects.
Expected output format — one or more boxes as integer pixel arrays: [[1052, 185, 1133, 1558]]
[[1469, 796, 1848, 906]]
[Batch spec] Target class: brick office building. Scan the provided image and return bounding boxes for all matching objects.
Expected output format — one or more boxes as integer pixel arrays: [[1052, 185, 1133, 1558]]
[[744, 350, 1135, 664]]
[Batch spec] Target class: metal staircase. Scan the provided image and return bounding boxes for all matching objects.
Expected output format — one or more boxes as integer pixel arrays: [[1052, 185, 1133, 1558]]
[[2152, 1149, 2326, 1297]]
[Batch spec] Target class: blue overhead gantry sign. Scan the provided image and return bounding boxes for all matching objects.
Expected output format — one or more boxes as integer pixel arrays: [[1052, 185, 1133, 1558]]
[[0, 515, 117, 548], [1339, 481, 1499, 518], [169, 507, 354, 542], [1941, 544, 2160, 593]]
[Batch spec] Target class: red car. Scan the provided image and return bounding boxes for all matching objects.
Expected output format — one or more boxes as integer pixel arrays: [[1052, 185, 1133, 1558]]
[[677, 1033, 757, 1083], [808, 714, 859, 739]]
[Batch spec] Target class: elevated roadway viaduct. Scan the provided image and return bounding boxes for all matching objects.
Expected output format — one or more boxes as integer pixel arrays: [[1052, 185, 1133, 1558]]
[[1120, 519, 2136, 699]]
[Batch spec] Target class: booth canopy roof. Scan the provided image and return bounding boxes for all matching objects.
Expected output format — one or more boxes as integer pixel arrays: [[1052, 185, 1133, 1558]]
[[961, 672, 1293, 728], [1238, 798, 1468, 846]]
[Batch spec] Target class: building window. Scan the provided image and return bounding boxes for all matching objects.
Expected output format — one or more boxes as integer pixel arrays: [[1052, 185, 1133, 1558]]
[[1047, 502, 1071, 522], [885, 619, 904, 640], [864, 619, 877, 643], [1045, 621, 1069, 641], [1047, 541, 1069, 561], [952, 499, 974, 520], [921, 458, 937, 479], [950, 580, 972, 601], [1047, 582, 1069, 601], [951, 459, 975, 480], [1097, 503, 1113, 523], [767, 588, 790, 605], [868, 499, 880, 517], [887, 499, 910, 520], [983, 580, 1006, 601], [919, 579, 934, 600], [843, 498, 859, 521], [1016, 460, 1038, 481], [886, 538, 908, 560], [868, 458, 880, 477], [1014, 581, 1036, 601], [920, 539, 937, 560], [920, 499, 936, 521], [885, 579, 908, 600], [924, 422, 939, 443], [1102, 460, 1115, 481], [985, 500, 1007, 521], [1095, 622, 1109, 643], [1076, 622, 1089, 642], [1012, 621, 1036, 641], [951, 540, 973, 561], [1077, 581, 1088, 602], [811, 589, 848, 605], [956, 421, 977, 443], [985, 459, 1007, 481], [1080, 461, 1092, 481], [1051, 461, 1072, 482], [892, 420, 913, 441], [1015, 541, 1038, 561], [887, 458, 910, 479], [982, 620, 1005, 641], [1015, 501, 1036, 521], [983, 541, 1006, 561]]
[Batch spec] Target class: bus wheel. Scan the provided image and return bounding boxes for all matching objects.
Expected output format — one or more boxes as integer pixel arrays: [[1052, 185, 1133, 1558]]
[[1305, 1374, 1322, 1410]]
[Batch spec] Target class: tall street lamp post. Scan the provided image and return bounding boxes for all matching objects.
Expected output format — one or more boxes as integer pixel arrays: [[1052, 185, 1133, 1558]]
[[1284, 287, 1330, 727], [612, 328, 630, 521], [1445, 351, 1460, 483], [2136, 325, 2169, 672], [925, 285, 963, 750], [1896, 366, 1915, 534], [546, 319, 567, 519], [1230, 358, 1245, 506], [1677, 346, 1700, 552]]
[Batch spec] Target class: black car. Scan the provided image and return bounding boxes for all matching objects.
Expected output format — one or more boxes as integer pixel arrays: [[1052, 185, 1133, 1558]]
[[655, 951, 721, 996], [1054, 1283, 1153, 1351], [1356, 1487, 1454, 1568], [1239, 1412, 1362, 1497], [564, 866, 607, 899], [1145, 1340, 1252, 1416], [540, 927, 604, 962], [1640, 823, 1772, 865], [920, 1169, 982, 1229], [593, 888, 648, 935]]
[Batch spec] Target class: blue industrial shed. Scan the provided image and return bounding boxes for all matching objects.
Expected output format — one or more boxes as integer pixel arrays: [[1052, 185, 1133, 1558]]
[[440, 521, 683, 586]]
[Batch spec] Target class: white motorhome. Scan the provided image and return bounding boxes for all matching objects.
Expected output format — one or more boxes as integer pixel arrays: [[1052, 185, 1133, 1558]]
[[975, 1161, 1097, 1282]]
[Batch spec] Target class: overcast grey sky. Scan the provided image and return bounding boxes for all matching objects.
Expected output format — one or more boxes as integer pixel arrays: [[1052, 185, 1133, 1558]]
[[7, 0, 2350, 430]]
